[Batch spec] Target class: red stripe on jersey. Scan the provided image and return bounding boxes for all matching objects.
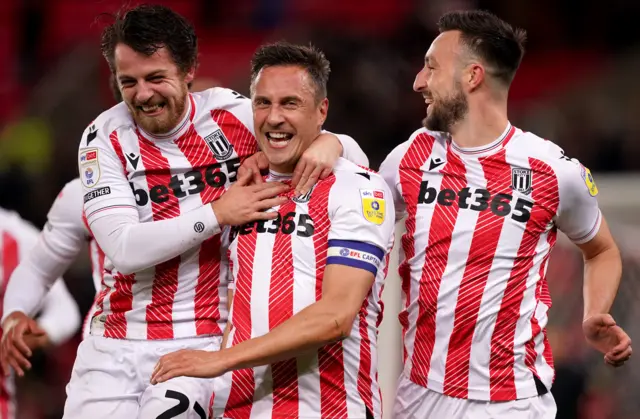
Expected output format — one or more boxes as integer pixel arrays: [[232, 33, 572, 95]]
[[489, 158, 559, 400], [103, 272, 134, 339], [1, 231, 19, 315], [138, 135, 182, 340], [524, 228, 555, 377], [269, 201, 299, 417], [308, 176, 349, 418], [193, 236, 222, 336], [357, 295, 374, 415], [1, 232, 18, 287], [410, 149, 467, 387], [443, 149, 512, 398], [109, 131, 128, 175], [398, 132, 435, 362], [224, 228, 259, 418], [176, 124, 227, 204], [175, 125, 227, 336], [210, 109, 258, 161]]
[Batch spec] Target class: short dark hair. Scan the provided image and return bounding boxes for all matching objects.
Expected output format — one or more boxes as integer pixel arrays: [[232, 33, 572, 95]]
[[100, 4, 198, 75], [250, 42, 330, 102], [438, 10, 526, 86]]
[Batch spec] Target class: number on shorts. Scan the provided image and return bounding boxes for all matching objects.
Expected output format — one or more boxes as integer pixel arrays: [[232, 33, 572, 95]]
[[157, 390, 207, 419]]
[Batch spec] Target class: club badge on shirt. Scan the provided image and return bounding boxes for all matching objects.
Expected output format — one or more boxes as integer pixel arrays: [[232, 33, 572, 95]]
[[580, 164, 598, 197], [79, 148, 101, 188], [360, 189, 385, 225]]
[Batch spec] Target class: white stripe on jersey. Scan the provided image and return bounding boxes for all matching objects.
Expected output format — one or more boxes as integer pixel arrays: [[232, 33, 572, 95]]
[[250, 231, 276, 417]]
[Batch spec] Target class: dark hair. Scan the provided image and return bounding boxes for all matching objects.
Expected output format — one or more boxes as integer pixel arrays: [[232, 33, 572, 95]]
[[250, 42, 330, 102], [438, 10, 526, 86], [100, 4, 198, 74]]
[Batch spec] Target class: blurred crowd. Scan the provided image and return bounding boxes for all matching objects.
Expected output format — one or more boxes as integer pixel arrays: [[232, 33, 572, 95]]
[[0, 0, 639, 418]]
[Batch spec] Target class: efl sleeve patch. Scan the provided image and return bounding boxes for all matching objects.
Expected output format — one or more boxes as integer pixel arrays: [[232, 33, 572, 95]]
[[79, 148, 101, 188], [360, 189, 386, 225], [580, 165, 598, 197], [327, 239, 384, 275]]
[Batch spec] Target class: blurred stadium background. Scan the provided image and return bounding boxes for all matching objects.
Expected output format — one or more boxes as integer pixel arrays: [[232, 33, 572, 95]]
[[1, 0, 639, 418]]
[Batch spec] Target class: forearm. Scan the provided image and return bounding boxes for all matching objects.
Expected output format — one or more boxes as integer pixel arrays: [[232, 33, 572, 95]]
[[583, 246, 622, 319], [91, 205, 220, 274], [222, 301, 346, 372]]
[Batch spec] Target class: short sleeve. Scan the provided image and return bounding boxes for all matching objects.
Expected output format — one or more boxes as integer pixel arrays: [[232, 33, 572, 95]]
[[555, 159, 602, 244], [78, 122, 137, 225], [326, 167, 395, 276]]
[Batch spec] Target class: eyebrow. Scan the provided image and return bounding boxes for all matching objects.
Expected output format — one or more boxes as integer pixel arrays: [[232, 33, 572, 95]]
[[425, 55, 437, 66], [280, 96, 301, 103], [118, 70, 167, 81]]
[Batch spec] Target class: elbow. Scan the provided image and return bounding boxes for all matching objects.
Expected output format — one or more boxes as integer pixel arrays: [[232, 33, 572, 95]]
[[108, 254, 138, 275], [326, 310, 358, 342]]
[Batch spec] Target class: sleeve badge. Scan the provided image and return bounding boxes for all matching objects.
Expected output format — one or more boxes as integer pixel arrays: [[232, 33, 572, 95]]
[[360, 189, 385, 225]]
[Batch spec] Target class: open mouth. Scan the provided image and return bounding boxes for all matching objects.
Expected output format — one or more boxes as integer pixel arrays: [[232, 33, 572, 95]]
[[138, 102, 166, 116], [266, 132, 294, 149]]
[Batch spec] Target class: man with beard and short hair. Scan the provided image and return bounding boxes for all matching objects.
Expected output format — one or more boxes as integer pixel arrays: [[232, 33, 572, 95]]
[[63, 5, 367, 419], [379, 10, 631, 419]]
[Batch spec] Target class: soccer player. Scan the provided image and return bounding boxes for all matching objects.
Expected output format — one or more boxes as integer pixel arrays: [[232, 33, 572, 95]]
[[66, 6, 367, 418], [150, 42, 395, 419], [0, 207, 81, 418], [378, 10, 631, 418], [1, 178, 104, 376]]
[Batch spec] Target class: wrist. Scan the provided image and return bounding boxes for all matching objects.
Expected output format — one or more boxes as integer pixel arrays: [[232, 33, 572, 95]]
[[210, 201, 226, 226], [217, 347, 240, 374]]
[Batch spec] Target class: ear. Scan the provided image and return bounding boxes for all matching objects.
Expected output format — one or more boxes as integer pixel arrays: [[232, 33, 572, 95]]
[[184, 66, 196, 84], [466, 63, 485, 92], [318, 98, 329, 126]]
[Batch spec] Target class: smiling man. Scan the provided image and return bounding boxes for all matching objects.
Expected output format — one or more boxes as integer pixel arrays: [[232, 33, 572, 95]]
[[65, 5, 367, 419], [151, 42, 395, 419], [379, 10, 631, 419]]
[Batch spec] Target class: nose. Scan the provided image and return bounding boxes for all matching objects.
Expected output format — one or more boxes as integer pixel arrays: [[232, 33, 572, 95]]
[[266, 105, 285, 126], [135, 81, 154, 104], [413, 67, 428, 93]]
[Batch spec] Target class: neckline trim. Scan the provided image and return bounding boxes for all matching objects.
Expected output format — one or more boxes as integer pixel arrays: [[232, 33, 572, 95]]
[[450, 123, 515, 155]]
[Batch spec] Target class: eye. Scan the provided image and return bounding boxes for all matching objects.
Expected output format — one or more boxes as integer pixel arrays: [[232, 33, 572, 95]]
[[120, 80, 135, 88], [254, 98, 269, 106], [148, 76, 163, 83]]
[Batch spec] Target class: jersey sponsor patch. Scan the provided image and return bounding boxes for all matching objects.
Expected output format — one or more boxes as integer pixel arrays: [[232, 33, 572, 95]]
[[360, 189, 385, 225], [79, 148, 101, 188], [84, 186, 111, 203], [580, 165, 598, 196], [327, 239, 384, 275]]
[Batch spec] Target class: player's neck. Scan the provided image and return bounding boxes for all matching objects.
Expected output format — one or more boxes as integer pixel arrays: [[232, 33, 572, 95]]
[[449, 100, 509, 150]]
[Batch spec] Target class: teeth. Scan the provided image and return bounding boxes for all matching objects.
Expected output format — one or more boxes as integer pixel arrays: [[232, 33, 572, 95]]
[[141, 104, 161, 112], [268, 132, 289, 140]]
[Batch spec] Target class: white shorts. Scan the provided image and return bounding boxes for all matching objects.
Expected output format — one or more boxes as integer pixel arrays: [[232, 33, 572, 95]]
[[393, 373, 557, 419], [63, 334, 222, 419]]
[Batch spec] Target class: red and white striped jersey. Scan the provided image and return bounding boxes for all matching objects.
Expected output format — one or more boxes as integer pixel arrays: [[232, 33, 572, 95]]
[[213, 159, 395, 419], [380, 123, 601, 402], [79, 88, 257, 340]]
